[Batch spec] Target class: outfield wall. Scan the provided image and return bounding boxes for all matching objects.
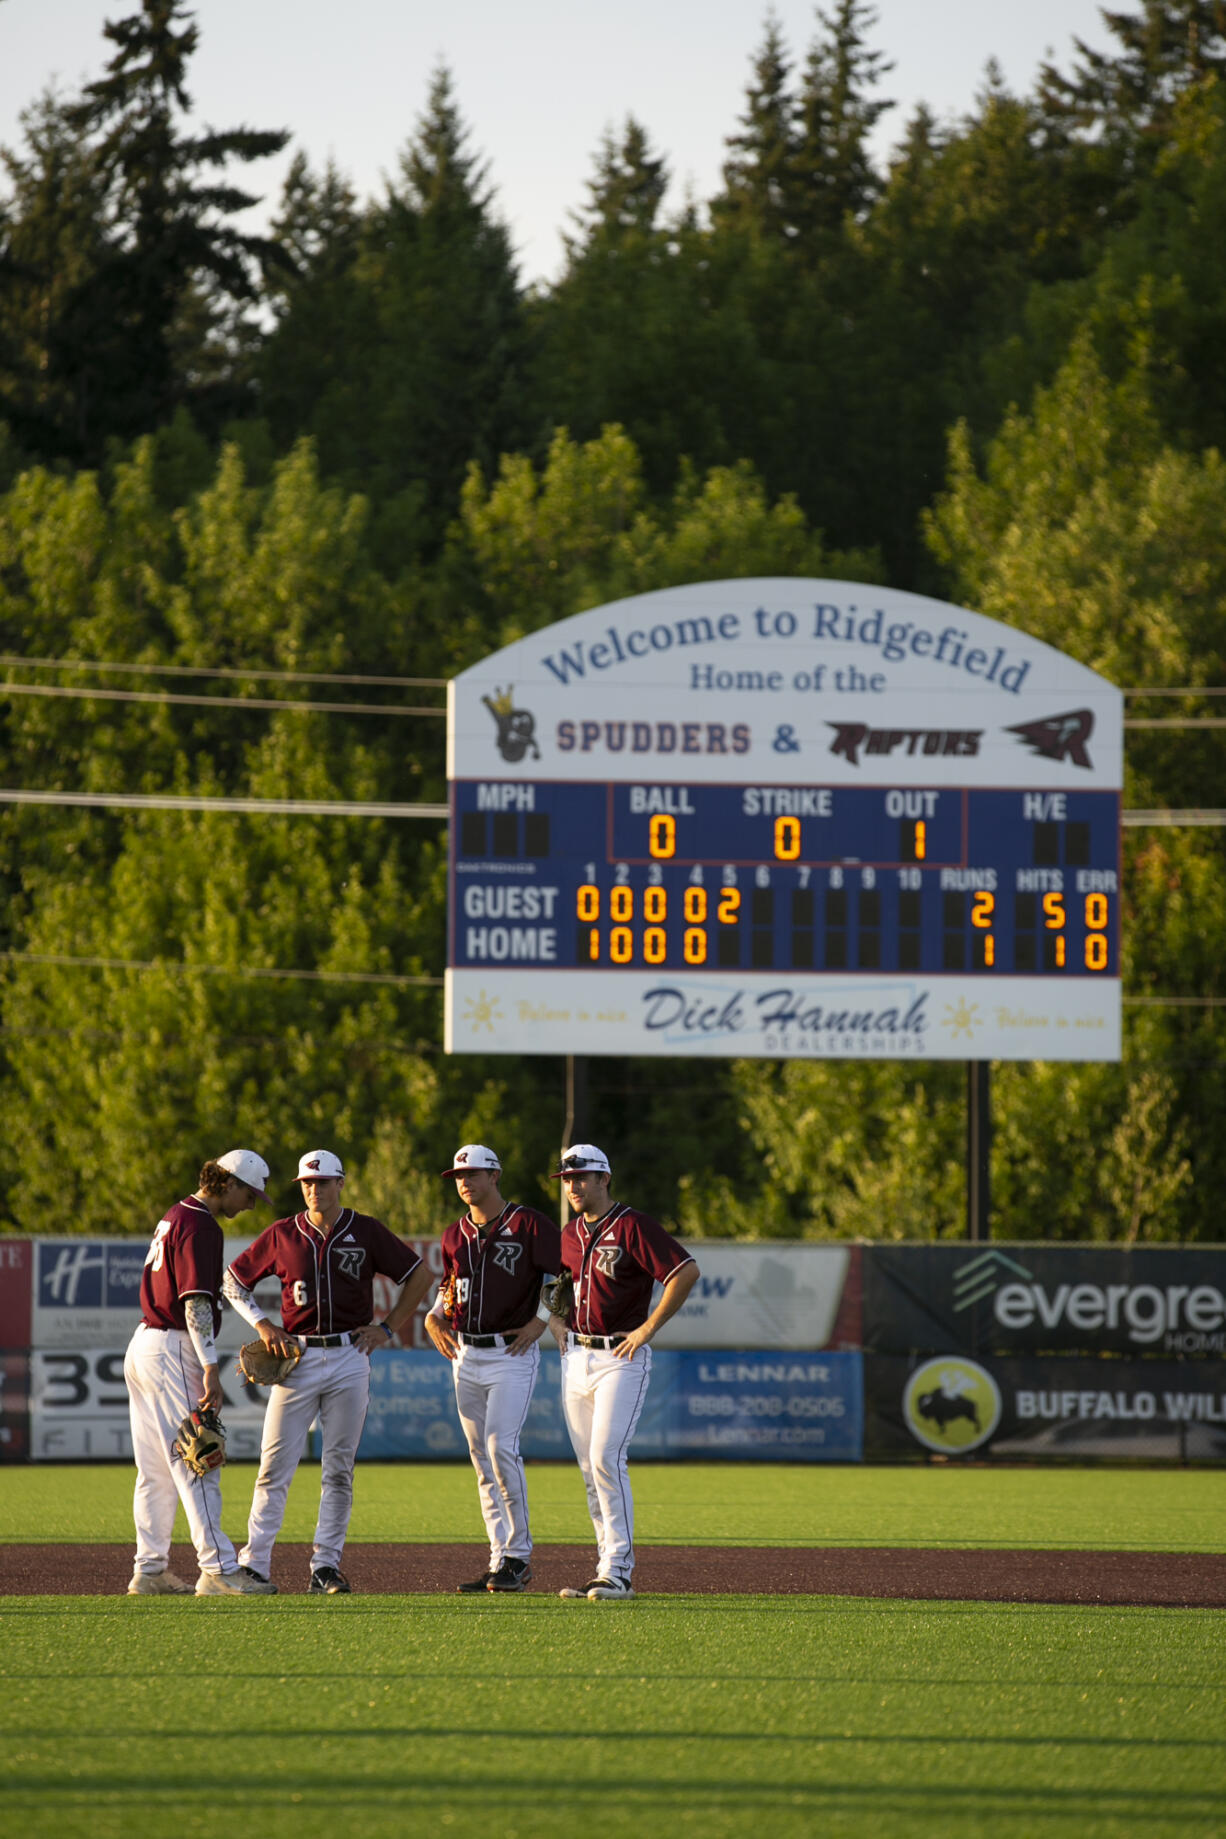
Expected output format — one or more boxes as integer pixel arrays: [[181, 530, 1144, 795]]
[[0, 1237, 1222, 1462]]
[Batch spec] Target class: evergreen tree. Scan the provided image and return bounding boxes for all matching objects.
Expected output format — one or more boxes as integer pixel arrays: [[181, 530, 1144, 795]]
[[1040, 0, 1226, 140], [713, 15, 799, 239], [48, 0, 289, 456], [566, 117, 670, 253], [792, 0, 894, 240]]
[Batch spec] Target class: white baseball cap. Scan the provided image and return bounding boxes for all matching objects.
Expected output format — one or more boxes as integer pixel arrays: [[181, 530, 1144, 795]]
[[216, 1149, 273, 1201], [296, 1149, 345, 1182], [441, 1143, 501, 1179], [552, 1143, 612, 1177]]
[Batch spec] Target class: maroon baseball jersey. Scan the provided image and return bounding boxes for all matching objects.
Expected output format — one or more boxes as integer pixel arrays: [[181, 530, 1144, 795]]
[[441, 1204, 561, 1334], [560, 1205, 694, 1336], [228, 1209, 421, 1335], [140, 1197, 224, 1336]]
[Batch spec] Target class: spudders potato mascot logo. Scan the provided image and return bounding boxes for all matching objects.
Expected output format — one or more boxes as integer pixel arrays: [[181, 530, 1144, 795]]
[[903, 1357, 1002, 1455]]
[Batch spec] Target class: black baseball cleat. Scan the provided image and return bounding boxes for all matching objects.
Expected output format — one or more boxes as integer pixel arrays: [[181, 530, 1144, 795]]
[[558, 1577, 604, 1599], [239, 1565, 274, 1588], [309, 1565, 351, 1595], [457, 1571, 495, 1594], [486, 1558, 532, 1593]]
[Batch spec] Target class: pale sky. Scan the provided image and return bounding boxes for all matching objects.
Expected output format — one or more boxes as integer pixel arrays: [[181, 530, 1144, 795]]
[[1, 0, 1118, 285]]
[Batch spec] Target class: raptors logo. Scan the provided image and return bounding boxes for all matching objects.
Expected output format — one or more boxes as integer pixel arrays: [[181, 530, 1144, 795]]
[[595, 1244, 621, 1278], [1007, 707, 1095, 769], [334, 1247, 366, 1279], [492, 1240, 523, 1274]]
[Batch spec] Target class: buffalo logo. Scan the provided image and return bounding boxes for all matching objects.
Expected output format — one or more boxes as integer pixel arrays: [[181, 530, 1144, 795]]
[[492, 1241, 523, 1274], [334, 1247, 366, 1280], [1007, 708, 1094, 769], [594, 1244, 621, 1278], [902, 1356, 1001, 1455], [483, 686, 540, 763], [829, 724, 982, 766]]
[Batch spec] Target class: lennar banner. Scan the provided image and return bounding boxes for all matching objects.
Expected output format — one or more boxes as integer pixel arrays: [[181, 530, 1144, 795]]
[[446, 579, 1122, 1062]]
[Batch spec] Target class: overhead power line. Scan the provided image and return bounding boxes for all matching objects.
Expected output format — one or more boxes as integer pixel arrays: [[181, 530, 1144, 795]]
[[0, 654, 446, 688], [0, 950, 441, 987], [1122, 810, 1226, 827], [0, 789, 448, 818], [1, 681, 444, 718]]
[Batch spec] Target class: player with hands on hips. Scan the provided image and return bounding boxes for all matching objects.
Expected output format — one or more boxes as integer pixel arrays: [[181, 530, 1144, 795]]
[[223, 1149, 433, 1594], [124, 1148, 277, 1597], [427, 1144, 561, 1594], [549, 1144, 699, 1601]]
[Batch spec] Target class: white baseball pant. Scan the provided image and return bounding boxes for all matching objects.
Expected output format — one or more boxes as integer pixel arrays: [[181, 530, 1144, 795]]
[[560, 1340, 652, 1581], [240, 1341, 370, 1576], [453, 1339, 540, 1568], [124, 1323, 239, 1578]]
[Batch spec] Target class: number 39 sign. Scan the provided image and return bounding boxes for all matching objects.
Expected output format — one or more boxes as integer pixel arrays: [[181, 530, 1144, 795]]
[[445, 578, 1122, 1063]]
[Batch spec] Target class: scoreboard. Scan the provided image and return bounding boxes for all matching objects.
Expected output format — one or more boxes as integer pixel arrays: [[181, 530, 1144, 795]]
[[445, 580, 1122, 1061]]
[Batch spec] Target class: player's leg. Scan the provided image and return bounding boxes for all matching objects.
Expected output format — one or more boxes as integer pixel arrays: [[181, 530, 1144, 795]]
[[585, 1346, 652, 1584], [453, 1346, 508, 1572], [311, 1343, 371, 1574], [153, 1330, 239, 1576], [124, 1328, 182, 1577], [483, 1342, 539, 1564], [241, 1353, 318, 1576], [560, 1345, 606, 1574]]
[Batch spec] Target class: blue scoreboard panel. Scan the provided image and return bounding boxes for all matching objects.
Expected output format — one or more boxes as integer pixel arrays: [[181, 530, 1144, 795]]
[[450, 779, 1121, 981]]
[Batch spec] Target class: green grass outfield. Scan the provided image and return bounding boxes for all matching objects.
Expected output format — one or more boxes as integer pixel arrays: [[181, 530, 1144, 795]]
[[3, 1466, 1223, 1837], [2, 1593, 1222, 1839], [2, 1460, 1224, 1549]]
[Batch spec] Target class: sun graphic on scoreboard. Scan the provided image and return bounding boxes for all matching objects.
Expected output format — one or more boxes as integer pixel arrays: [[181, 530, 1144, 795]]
[[942, 997, 982, 1040], [462, 989, 503, 1035]]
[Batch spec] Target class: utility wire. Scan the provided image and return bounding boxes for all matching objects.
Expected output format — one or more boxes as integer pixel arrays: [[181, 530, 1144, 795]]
[[1, 681, 444, 717], [0, 654, 447, 688], [0, 789, 448, 818], [0, 950, 442, 987]]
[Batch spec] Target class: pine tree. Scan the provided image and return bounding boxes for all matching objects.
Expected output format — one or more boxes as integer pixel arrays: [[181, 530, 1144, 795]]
[[1041, 0, 1226, 135], [792, 0, 894, 240], [53, 0, 289, 453], [713, 15, 800, 239], [565, 117, 670, 256]]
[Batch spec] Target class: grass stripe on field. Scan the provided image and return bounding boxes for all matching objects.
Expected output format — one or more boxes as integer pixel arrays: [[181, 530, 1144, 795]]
[[2, 1462, 1224, 1550], [1, 1595, 1222, 1838]]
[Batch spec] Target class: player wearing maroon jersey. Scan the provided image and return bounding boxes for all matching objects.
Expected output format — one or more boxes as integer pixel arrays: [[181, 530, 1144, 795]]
[[223, 1149, 433, 1594], [549, 1144, 699, 1600], [124, 1148, 277, 1596], [426, 1144, 561, 1594]]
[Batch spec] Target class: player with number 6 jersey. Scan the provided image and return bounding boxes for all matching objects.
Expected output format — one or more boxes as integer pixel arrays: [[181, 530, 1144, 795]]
[[426, 1144, 561, 1594], [548, 1144, 699, 1600], [223, 1150, 433, 1594]]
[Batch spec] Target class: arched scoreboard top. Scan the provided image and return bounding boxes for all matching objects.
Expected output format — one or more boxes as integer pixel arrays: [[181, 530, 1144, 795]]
[[444, 579, 1122, 1063]]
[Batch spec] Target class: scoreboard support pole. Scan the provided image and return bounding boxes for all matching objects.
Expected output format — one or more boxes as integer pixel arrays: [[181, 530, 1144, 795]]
[[966, 1061, 991, 1242], [560, 1053, 589, 1223]]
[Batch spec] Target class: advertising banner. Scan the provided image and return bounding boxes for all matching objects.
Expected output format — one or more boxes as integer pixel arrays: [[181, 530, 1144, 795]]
[[359, 1348, 863, 1462], [865, 1352, 1226, 1461], [863, 1243, 1226, 1360], [27, 1346, 273, 1462], [656, 1243, 859, 1349]]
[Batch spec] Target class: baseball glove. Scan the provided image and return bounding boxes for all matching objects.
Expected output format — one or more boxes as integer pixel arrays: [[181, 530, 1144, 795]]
[[541, 1271, 574, 1318], [438, 1270, 463, 1329], [237, 1338, 302, 1386], [172, 1408, 226, 1478]]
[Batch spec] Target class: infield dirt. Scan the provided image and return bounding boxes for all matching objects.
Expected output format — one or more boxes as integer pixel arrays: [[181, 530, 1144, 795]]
[[2, 1542, 1222, 1604]]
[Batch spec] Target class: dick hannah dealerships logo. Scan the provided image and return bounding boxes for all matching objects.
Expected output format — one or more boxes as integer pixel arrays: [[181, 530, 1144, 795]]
[[903, 1356, 1002, 1455], [482, 686, 540, 763]]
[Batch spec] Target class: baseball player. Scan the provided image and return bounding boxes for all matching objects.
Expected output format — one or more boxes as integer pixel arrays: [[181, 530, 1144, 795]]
[[549, 1143, 699, 1600], [425, 1144, 561, 1593], [124, 1148, 277, 1596], [222, 1149, 433, 1593]]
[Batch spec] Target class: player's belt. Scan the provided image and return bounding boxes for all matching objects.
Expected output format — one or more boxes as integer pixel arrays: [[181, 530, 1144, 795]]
[[298, 1332, 358, 1348], [571, 1333, 626, 1350], [457, 1331, 514, 1348]]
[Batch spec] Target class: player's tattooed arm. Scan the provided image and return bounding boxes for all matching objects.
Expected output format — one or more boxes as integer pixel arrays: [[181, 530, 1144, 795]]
[[223, 1270, 296, 1358], [183, 1292, 222, 1412]]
